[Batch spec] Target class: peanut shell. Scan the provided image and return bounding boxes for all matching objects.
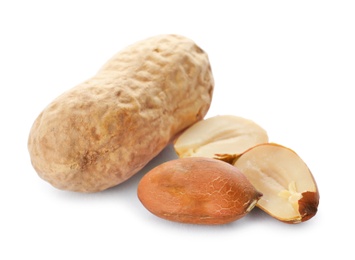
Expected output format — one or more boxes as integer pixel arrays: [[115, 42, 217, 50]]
[[28, 34, 214, 192]]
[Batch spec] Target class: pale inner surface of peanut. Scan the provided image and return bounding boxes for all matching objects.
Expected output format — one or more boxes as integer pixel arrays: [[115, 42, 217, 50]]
[[278, 181, 303, 212], [174, 115, 269, 158], [234, 144, 316, 222]]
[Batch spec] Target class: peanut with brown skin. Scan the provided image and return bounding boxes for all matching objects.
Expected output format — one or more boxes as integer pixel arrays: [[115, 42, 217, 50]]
[[137, 157, 262, 225], [28, 34, 214, 192]]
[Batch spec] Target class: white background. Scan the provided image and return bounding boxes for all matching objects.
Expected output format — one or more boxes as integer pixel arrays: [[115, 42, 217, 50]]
[[1, 0, 354, 259]]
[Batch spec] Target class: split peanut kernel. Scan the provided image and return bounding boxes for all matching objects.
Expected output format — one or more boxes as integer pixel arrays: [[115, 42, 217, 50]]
[[218, 143, 319, 223], [174, 115, 268, 158]]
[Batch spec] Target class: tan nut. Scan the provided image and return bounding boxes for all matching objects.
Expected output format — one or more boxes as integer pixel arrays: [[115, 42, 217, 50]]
[[218, 143, 319, 223], [137, 157, 262, 225], [28, 34, 214, 192], [174, 115, 268, 158]]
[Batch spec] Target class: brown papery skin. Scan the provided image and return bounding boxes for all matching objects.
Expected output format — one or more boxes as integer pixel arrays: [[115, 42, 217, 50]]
[[137, 157, 262, 225], [298, 191, 320, 222]]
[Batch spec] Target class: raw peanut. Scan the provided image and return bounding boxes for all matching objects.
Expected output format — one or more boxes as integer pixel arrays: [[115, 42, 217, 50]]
[[174, 115, 268, 158], [137, 157, 262, 225], [28, 34, 214, 192], [219, 143, 319, 223]]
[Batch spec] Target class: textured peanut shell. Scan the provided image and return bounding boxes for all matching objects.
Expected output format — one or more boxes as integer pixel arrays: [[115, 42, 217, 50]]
[[137, 157, 262, 225], [28, 34, 214, 192]]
